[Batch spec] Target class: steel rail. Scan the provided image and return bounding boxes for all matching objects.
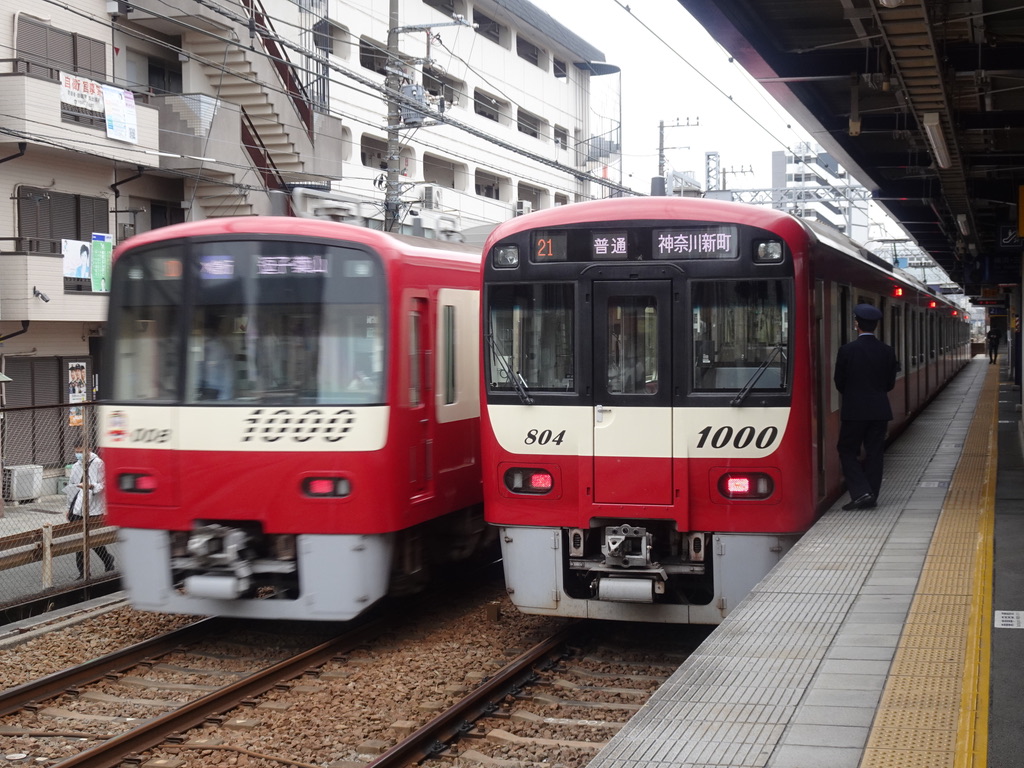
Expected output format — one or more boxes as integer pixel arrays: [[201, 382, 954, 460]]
[[365, 621, 584, 768], [0, 617, 224, 717], [56, 616, 389, 768]]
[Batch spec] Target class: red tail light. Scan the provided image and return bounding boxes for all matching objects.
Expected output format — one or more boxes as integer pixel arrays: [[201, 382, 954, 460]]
[[718, 472, 774, 499], [303, 477, 352, 497], [504, 468, 554, 495], [118, 473, 156, 493]]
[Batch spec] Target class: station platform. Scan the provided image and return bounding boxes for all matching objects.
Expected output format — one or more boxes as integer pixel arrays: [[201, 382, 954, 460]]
[[588, 356, 1022, 768]]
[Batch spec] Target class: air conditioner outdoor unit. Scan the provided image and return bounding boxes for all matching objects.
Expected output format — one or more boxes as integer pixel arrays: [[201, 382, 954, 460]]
[[515, 200, 533, 216], [422, 184, 443, 210], [3, 464, 43, 502]]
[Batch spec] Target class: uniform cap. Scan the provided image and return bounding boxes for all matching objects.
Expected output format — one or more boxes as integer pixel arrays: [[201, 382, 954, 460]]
[[854, 303, 882, 321]]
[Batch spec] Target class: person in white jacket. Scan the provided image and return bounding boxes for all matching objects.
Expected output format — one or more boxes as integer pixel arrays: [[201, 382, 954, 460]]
[[66, 442, 115, 578]]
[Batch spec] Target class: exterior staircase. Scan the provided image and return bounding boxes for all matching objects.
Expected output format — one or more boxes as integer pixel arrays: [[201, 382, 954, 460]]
[[182, 19, 340, 217]]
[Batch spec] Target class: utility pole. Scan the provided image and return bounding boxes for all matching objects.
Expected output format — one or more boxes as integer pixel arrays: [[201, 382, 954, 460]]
[[384, 0, 402, 231], [383, 3, 471, 231]]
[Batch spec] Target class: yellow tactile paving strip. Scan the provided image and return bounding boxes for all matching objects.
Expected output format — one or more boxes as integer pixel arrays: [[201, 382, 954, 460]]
[[861, 366, 997, 768]]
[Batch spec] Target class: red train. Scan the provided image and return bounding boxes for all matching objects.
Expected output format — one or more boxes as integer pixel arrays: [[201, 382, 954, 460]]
[[100, 216, 487, 620], [480, 197, 968, 623]]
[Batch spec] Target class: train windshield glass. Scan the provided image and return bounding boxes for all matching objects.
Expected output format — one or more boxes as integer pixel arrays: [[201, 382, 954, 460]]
[[486, 284, 575, 394], [110, 240, 386, 405], [692, 279, 790, 392], [109, 248, 183, 402]]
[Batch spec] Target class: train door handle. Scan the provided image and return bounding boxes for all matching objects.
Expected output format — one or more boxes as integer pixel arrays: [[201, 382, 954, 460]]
[[595, 404, 612, 423]]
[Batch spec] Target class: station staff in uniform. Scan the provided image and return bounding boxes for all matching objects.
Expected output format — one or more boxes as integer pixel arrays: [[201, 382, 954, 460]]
[[834, 303, 900, 510]]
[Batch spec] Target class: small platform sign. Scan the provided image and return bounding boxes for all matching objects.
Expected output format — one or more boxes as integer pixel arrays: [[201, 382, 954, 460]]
[[994, 611, 1024, 628]]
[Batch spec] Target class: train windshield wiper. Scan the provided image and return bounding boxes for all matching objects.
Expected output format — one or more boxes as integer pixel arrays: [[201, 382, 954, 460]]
[[486, 333, 533, 405], [730, 342, 787, 407]]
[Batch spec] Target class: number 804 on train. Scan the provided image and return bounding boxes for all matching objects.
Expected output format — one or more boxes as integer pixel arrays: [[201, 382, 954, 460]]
[[480, 196, 969, 624]]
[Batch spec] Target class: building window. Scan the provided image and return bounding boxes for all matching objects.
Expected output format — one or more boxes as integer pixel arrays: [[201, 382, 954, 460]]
[[16, 187, 107, 257], [359, 37, 387, 75], [516, 36, 541, 67], [475, 170, 506, 200], [17, 17, 107, 128], [554, 125, 568, 149], [554, 58, 567, 79], [16, 16, 106, 81], [517, 182, 544, 210], [517, 109, 541, 139], [16, 187, 108, 292], [473, 10, 504, 45], [423, 67, 464, 108], [150, 201, 186, 229], [474, 89, 507, 123], [148, 58, 183, 95], [360, 135, 388, 169]]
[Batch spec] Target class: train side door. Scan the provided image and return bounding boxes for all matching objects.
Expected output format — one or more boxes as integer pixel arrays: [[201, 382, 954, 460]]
[[592, 281, 673, 505], [407, 296, 433, 498]]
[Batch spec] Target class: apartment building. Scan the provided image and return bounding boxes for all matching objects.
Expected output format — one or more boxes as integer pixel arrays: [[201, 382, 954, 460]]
[[0, 0, 617, 422], [770, 142, 870, 244]]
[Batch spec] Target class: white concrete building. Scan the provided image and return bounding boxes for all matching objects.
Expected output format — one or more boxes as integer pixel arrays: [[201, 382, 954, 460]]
[[770, 142, 870, 244], [0, 0, 618, 418]]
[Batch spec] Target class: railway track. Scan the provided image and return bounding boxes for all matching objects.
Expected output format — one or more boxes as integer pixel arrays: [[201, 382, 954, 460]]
[[1, 583, 703, 768], [0, 614, 388, 766], [406, 622, 707, 768]]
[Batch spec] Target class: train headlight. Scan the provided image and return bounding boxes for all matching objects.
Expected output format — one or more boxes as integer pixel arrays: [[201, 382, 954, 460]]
[[303, 477, 352, 497], [718, 472, 774, 499], [504, 467, 553, 494], [493, 244, 520, 269], [754, 240, 784, 263]]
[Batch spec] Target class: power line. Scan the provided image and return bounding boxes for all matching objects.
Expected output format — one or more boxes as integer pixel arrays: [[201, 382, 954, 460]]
[[32, 0, 634, 211]]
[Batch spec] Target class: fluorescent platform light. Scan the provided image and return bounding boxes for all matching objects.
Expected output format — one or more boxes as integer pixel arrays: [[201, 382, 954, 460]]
[[922, 113, 951, 169]]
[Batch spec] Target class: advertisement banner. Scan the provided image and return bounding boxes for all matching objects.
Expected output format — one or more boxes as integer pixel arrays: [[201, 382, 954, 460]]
[[91, 233, 113, 292]]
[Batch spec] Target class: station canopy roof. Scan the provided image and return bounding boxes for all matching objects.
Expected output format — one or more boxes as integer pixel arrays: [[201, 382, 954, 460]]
[[676, 0, 1024, 298]]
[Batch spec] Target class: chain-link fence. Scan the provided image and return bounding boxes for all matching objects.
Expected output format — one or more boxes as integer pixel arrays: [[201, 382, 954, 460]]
[[0, 403, 118, 609]]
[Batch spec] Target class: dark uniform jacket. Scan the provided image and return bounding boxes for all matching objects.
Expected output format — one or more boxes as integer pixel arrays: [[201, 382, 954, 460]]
[[834, 334, 899, 421]]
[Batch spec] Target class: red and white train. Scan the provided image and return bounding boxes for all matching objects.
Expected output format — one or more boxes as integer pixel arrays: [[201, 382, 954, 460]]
[[480, 196, 968, 623], [101, 216, 487, 620]]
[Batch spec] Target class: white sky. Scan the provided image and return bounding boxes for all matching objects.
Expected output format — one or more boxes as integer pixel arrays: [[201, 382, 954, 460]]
[[546, 0, 817, 193], [545, 0, 921, 246]]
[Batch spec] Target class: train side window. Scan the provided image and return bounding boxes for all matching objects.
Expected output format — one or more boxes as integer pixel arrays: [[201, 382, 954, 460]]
[[838, 286, 850, 346], [890, 306, 903, 373], [409, 310, 422, 406], [443, 305, 456, 404]]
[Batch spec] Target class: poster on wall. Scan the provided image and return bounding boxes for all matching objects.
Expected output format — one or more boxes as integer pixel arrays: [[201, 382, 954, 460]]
[[68, 362, 87, 427], [91, 233, 113, 292], [101, 85, 139, 144], [62, 239, 93, 279]]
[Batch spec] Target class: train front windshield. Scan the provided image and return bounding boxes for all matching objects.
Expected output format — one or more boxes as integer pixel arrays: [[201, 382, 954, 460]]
[[487, 281, 790, 396], [108, 239, 386, 405]]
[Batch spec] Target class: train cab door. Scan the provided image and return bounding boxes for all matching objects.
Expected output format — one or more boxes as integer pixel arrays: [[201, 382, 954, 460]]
[[591, 280, 673, 505], [407, 296, 433, 499]]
